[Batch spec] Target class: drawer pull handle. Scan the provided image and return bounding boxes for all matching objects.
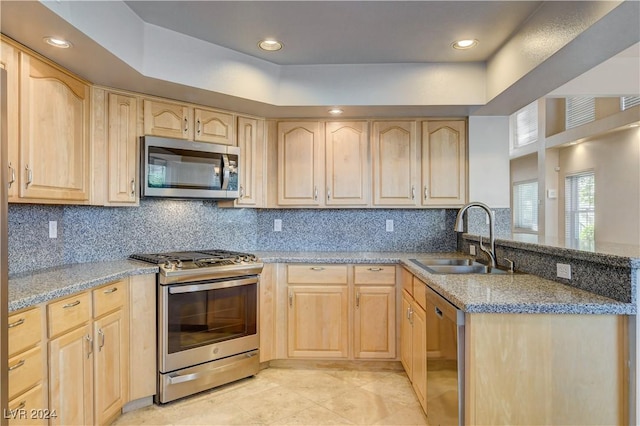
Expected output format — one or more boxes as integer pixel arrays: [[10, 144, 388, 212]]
[[12, 401, 26, 411], [8, 318, 25, 328], [356, 292, 360, 308], [8, 359, 25, 371], [63, 300, 81, 309], [368, 267, 383, 272], [103, 287, 118, 294], [288, 291, 293, 307], [310, 267, 325, 271]]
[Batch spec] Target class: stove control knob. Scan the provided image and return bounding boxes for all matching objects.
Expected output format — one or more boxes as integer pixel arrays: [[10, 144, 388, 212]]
[[176, 259, 183, 268], [163, 260, 174, 270]]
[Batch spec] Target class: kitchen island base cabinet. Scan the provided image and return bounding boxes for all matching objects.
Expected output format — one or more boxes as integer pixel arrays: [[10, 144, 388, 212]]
[[465, 313, 629, 425]]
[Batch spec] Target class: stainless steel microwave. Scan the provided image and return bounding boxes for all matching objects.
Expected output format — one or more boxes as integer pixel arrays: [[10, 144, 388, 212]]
[[141, 136, 239, 200]]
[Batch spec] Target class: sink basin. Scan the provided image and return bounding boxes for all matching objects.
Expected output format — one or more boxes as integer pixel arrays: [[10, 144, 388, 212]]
[[412, 258, 477, 266], [409, 258, 513, 275]]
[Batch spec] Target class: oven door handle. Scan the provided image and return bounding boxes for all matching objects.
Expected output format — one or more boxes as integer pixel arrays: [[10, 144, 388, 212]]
[[168, 277, 258, 294]]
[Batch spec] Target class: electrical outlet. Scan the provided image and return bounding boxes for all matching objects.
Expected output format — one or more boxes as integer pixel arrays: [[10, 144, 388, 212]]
[[386, 219, 394, 232], [273, 219, 282, 232], [557, 263, 572, 279], [469, 245, 476, 255], [49, 221, 57, 239]]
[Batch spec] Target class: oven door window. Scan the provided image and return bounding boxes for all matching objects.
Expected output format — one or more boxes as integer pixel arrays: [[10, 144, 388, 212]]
[[167, 283, 257, 354], [148, 146, 223, 190]]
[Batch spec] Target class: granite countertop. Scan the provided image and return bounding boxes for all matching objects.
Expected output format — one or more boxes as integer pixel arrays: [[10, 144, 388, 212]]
[[8, 252, 635, 315], [8, 260, 158, 312], [255, 251, 636, 315]]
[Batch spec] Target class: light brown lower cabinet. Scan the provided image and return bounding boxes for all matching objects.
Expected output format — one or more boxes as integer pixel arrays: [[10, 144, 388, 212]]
[[400, 268, 631, 425], [283, 264, 397, 361], [47, 280, 132, 425], [400, 273, 427, 413]]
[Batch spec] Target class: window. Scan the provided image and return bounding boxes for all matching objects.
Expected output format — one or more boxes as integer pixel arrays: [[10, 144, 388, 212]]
[[513, 180, 538, 232], [565, 97, 595, 129], [511, 101, 538, 150], [565, 171, 595, 250], [621, 96, 640, 111]]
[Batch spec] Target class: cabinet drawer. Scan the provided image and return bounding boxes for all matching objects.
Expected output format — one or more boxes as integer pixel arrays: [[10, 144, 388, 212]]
[[8, 307, 41, 357], [8, 346, 43, 400], [8, 384, 47, 426], [354, 265, 395, 285], [413, 277, 427, 310], [401, 268, 413, 296], [47, 292, 91, 337], [93, 280, 126, 318], [287, 265, 348, 284]]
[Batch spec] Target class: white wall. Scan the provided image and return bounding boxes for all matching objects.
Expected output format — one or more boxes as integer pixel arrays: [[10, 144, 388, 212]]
[[468, 116, 511, 208], [557, 126, 640, 245]]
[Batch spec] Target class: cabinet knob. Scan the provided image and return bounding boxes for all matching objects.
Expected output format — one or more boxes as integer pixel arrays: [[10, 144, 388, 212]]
[[424, 186, 428, 199], [130, 179, 135, 197], [184, 117, 189, 134], [314, 186, 318, 201], [411, 185, 415, 200], [197, 119, 201, 135]]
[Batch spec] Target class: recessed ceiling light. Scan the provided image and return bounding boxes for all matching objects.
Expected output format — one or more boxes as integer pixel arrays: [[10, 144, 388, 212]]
[[43, 36, 72, 48], [452, 39, 478, 50], [328, 108, 343, 115], [258, 39, 283, 52]]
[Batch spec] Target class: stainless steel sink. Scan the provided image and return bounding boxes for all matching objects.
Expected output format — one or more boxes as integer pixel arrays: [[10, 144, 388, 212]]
[[409, 258, 513, 275]]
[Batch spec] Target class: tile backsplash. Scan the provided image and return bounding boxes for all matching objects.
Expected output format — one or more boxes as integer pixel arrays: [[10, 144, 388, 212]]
[[8, 200, 504, 274]]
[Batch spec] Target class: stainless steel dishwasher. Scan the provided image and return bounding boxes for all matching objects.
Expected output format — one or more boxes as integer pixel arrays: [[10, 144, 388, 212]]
[[425, 285, 465, 426]]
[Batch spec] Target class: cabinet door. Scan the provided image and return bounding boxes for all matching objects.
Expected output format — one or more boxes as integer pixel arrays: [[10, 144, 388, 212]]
[[194, 108, 235, 145], [143, 99, 191, 140], [48, 324, 93, 426], [277, 121, 323, 206], [129, 274, 157, 401], [353, 285, 396, 359], [1, 40, 19, 201], [372, 121, 418, 206], [20, 53, 90, 202], [108, 93, 138, 204], [325, 121, 370, 206], [400, 291, 413, 376], [287, 286, 348, 358], [236, 116, 265, 207], [421, 121, 466, 206], [94, 309, 128, 425], [411, 303, 427, 412]]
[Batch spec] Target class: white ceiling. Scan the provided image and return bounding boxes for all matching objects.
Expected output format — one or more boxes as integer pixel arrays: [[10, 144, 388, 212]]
[[1, 1, 638, 118], [123, 1, 542, 65]]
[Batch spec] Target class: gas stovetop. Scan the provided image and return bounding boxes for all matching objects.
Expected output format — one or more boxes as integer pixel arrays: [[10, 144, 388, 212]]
[[130, 249, 263, 284]]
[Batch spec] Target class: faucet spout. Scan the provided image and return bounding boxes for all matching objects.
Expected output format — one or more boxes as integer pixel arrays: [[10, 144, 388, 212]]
[[454, 202, 497, 268]]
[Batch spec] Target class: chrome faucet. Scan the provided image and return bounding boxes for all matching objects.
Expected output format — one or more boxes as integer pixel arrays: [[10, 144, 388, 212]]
[[454, 202, 497, 268]]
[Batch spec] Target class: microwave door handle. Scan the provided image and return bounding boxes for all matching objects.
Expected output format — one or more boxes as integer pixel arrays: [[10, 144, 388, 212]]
[[221, 154, 230, 190]]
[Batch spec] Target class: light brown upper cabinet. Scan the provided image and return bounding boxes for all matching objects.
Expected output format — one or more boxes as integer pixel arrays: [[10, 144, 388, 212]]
[[193, 107, 235, 145], [276, 120, 370, 207], [91, 88, 140, 206], [19, 51, 90, 203], [1, 39, 19, 202], [372, 121, 418, 206], [277, 121, 324, 206], [144, 99, 235, 145], [236, 116, 266, 207], [325, 121, 370, 206], [421, 120, 466, 206]]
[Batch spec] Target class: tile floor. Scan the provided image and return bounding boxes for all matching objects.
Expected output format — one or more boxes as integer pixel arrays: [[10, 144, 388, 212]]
[[114, 367, 428, 425]]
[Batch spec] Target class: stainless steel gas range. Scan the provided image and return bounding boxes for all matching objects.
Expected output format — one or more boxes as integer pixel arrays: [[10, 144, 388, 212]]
[[130, 249, 263, 404]]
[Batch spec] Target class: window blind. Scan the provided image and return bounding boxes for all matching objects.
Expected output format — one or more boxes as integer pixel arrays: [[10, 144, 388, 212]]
[[565, 171, 595, 249], [512, 101, 538, 148], [513, 180, 538, 232], [565, 97, 595, 129], [621, 96, 640, 110]]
